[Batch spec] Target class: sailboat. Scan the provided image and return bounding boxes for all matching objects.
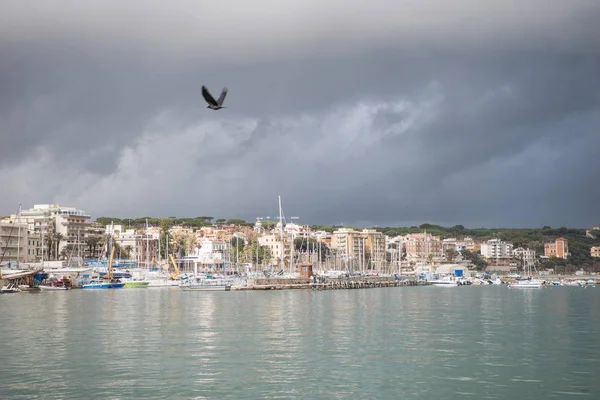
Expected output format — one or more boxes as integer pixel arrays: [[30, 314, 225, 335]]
[[508, 256, 544, 289]]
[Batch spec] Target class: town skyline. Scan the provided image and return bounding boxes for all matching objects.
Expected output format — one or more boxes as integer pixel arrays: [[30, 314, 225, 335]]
[[1, 202, 598, 230]]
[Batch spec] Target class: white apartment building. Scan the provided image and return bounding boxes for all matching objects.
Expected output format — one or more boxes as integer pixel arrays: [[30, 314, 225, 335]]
[[480, 239, 514, 259], [17, 204, 91, 255], [0, 220, 30, 263], [111, 228, 159, 264]]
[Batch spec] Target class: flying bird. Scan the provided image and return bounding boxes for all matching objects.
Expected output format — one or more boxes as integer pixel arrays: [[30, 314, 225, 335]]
[[202, 85, 228, 110]]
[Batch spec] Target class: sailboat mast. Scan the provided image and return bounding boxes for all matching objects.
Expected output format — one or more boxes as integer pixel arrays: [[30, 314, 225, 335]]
[[145, 218, 150, 269], [16, 204, 22, 266], [278, 195, 284, 271]]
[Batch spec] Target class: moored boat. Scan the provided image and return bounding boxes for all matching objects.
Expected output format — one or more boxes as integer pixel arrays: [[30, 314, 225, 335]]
[[179, 276, 232, 291], [82, 246, 124, 289], [122, 280, 150, 288], [508, 278, 544, 289], [0, 283, 21, 294], [82, 280, 125, 289], [40, 277, 73, 291]]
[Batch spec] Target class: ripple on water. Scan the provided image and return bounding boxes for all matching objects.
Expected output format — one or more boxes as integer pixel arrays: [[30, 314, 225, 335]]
[[1, 287, 600, 399]]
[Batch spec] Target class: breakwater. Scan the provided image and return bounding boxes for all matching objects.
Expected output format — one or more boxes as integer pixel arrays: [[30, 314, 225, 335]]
[[234, 276, 422, 291]]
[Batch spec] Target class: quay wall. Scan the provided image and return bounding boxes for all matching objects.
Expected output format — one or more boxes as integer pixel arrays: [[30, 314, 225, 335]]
[[247, 278, 311, 286], [236, 276, 419, 291]]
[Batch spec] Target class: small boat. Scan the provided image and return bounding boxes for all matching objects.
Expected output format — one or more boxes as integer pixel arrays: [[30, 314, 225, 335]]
[[40, 277, 73, 291], [82, 280, 126, 289], [179, 276, 232, 291], [508, 278, 544, 289], [122, 280, 150, 288], [82, 247, 124, 289], [429, 276, 459, 287], [0, 283, 21, 294]]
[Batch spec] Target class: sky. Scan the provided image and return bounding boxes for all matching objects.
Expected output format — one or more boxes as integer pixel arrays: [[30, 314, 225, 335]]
[[1, 1, 599, 228]]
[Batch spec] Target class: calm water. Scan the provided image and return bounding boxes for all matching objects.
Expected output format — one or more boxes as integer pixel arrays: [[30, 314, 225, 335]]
[[1, 286, 599, 399]]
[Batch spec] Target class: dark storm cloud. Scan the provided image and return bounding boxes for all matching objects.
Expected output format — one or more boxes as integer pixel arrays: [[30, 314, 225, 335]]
[[1, 1, 599, 227]]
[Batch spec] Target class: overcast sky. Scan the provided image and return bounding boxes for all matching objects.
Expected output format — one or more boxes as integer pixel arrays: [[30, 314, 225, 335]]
[[1, 1, 599, 228]]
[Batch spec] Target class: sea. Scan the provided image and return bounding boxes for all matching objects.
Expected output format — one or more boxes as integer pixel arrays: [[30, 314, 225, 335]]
[[1, 285, 599, 399]]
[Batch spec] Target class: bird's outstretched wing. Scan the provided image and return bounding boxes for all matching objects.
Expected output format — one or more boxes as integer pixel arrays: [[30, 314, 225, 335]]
[[202, 86, 219, 107], [217, 88, 228, 106]]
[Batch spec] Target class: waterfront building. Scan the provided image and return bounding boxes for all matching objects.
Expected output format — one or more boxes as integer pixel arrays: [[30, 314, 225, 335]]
[[480, 239, 513, 260], [0, 220, 30, 263], [544, 237, 569, 259], [591, 246, 600, 258]]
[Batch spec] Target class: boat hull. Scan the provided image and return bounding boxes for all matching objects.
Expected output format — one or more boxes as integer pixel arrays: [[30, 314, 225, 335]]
[[0, 287, 21, 294], [123, 281, 150, 288], [431, 282, 458, 287], [508, 281, 544, 289], [82, 283, 125, 289], [39, 285, 70, 291], [180, 285, 232, 291]]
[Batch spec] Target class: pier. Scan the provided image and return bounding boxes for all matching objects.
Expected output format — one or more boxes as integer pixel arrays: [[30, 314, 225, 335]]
[[233, 276, 424, 291]]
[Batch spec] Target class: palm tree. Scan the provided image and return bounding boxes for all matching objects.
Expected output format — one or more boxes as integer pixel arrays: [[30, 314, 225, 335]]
[[123, 245, 133, 260], [54, 233, 64, 260], [46, 235, 54, 260]]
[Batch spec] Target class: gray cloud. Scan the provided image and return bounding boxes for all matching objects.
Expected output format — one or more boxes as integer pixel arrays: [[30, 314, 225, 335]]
[[1, 1, 599, 227]]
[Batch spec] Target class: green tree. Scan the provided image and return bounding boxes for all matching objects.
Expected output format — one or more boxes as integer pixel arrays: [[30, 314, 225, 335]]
[[461, 250, 488, 271], [445, 248, 458, 262], [54, 233, 64, 260], [123, 245, 133, 259], [241, 240, 271, 266], [226, 219, 248, 226]]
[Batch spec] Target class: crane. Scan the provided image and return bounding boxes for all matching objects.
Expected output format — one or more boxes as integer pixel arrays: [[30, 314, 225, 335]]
[[169, 254, 181, 280]]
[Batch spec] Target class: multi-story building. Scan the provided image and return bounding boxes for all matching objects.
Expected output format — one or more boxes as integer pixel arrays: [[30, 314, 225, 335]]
[[544, 237, 569, 259], [26, 232, 42, 261], [480, 239, 513, 260], [403, 232, 443, 261], [457, 237, 479, 252], [55, 208, 90, 255], [0, 220, 30, 263], [331, 228, 364, 268], [590, 246, 600, 258], [111, 228, 159, 264], [331, 228, 387, 270], [512, 247, 537, 266], [258, 234, 286, 263], [16, 204, 91, 256], [362, 229, 387, 269]]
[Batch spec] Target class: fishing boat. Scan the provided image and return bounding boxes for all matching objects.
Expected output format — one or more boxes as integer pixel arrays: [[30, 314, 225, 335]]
[[82, 247, 125, 289], [40, 277, 73, 291]]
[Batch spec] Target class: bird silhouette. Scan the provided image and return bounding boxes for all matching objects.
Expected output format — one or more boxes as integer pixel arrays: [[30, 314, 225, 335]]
[[202, 85, 228, 110]]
